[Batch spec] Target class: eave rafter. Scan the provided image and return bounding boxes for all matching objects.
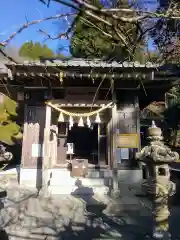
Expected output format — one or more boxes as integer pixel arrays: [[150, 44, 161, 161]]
[[1, 61, 180, 91], [13, 71, 152, 80]]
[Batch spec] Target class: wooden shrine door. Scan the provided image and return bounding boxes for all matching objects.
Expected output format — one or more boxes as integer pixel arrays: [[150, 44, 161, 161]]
[[49, 118, 68, 167], [56, 122, 68, 165]]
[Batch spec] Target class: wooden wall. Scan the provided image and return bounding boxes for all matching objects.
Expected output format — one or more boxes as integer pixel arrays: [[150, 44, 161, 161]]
[[20, 88, 140, 170], [21, 105, 46, 168], [107, 90, 140, 170]]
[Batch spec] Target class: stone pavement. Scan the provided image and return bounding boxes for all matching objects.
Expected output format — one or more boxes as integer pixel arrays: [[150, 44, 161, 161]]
[[0, 175, 179, 239]]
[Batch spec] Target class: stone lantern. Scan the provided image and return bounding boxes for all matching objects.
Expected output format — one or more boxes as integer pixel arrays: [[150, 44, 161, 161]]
[[136, 121, 179, 239]]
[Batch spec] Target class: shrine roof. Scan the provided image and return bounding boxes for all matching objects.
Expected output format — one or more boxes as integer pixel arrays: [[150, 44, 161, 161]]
[[0, 59, 180, 92], [5, 58, 159, 69]]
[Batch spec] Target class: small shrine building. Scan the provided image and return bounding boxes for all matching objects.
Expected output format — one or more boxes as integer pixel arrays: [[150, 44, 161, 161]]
[[0, 59, 178, 194]]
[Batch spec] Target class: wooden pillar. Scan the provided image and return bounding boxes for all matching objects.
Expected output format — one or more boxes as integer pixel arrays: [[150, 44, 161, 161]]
[[43, 105, 51, 169], [107, 121, 111, 167], [21, 104, 28, 169], [112, 104, 119, 192], [42, 105, 51, 195], [97, 124, 100, 165], [111, 83, 119, 193], [112, 104, 117, 169], [111, 79, 117, 169], [135, 95, 141, 152]]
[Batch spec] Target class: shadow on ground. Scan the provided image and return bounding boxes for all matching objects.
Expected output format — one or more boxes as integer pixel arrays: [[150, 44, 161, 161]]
[[1, 181, 180, 239], [0, 230, 9, 240], [64, 179, 152, 240], [59, 180, 180, 240], [0, 229, 9, 240]]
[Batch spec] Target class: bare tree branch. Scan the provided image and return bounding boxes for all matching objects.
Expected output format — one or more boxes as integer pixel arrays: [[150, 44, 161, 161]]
[[52, 0, 80, 11], [53, 0, 180, 22], [39, 29, 69, 40], [0, 13, 75, 48], [1, 0, 180, 63], [79, 15, 113, 38], [0, 12, 76, 63]]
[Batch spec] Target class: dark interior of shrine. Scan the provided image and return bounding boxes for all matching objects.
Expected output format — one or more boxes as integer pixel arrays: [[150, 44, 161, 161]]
[[67, 123, 98, 164]]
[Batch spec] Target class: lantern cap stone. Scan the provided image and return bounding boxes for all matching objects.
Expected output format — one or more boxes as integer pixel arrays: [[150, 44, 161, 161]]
[[148, 121, 162, 139]]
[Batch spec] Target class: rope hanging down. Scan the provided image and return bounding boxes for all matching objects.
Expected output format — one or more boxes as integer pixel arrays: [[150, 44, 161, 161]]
[[45, 101, 113, 117]]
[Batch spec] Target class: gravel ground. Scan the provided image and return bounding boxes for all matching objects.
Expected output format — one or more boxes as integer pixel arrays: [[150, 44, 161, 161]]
[[0, 175, 179, 240]]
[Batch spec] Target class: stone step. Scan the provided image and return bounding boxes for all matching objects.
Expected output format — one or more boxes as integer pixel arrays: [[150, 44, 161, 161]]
[[48, 168, 112, 178], [48, 185, 110, 195], [48, 168, 112, 187], [86, 168, 112, 178], [50, 177, 112, 187]]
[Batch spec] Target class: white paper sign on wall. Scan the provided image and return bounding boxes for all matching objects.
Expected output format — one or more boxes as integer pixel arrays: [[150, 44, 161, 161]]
[[66, 143, 74, 154], [32, 144, 43, 157], [120, 148, 129, 159]]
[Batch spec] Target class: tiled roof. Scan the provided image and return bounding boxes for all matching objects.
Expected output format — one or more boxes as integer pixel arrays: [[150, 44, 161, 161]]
[[6, 58, 159, 68]]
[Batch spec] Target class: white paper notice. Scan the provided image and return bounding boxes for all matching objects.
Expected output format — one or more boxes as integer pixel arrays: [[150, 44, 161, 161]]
[[32, 144, 42, 157], [66, 143, 74, 154], [120, 148, 129, 159]]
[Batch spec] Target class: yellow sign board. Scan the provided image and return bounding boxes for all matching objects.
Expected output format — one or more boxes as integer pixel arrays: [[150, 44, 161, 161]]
[[117, 133, 139, 148]]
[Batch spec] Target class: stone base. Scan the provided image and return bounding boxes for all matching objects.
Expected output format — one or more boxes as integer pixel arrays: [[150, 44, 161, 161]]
[[19, 168, 112, 197], [20, 168, 40, 188], [116, 169, 143, 184], [112, 169, 143, 194], [152, 230, 171, 239], [19, 168, 143, 198]]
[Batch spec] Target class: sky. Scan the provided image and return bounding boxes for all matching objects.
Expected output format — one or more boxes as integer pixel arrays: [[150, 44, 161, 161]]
[[0, 0, 71, 55], [0, 0, 158, 57]]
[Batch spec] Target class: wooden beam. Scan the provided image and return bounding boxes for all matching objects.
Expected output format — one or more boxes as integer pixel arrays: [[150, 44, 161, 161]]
[[14, 71, 152, 80]]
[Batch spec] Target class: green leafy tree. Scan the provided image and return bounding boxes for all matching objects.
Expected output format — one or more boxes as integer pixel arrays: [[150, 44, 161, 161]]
[[162, 86, 180, 146], [19, 41, 66, 60], [70, 0, 145, 61], [19, 41, 55, 60], [70, 0, 109, 58], [0, 93, 22, 146]]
